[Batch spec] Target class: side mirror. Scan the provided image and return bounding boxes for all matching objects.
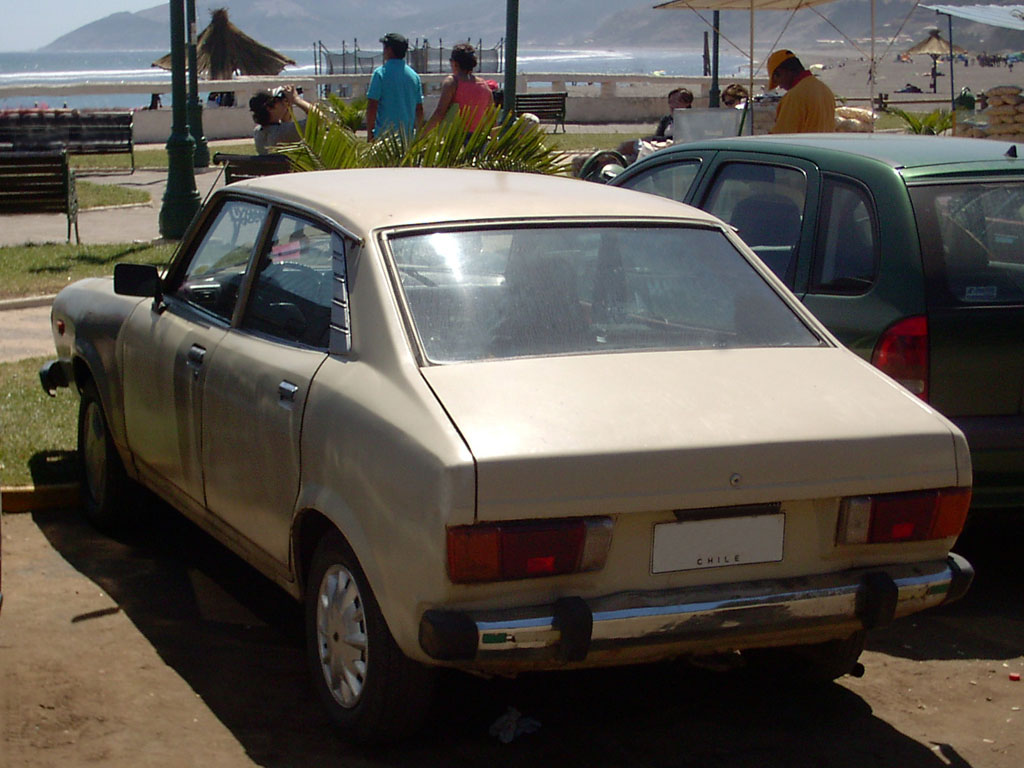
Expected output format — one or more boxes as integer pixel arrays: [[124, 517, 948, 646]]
[[114, 263, 161, 298], [114, 263, 163, 312]]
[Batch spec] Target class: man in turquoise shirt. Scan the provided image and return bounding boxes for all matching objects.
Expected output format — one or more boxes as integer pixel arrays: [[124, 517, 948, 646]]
[[366, 33, 424, 140]]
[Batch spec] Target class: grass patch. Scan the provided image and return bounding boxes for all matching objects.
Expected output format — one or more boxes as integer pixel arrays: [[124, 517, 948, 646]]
[[546, 132, 636, 153], [1, 356, 79, 488], [78, 180, 150, 209], [71, 141, 255, 171], [0, 242, 176, 300]]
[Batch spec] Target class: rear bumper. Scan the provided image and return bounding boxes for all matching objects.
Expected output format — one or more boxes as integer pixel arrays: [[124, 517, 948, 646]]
[[419, 554, 973, 664]]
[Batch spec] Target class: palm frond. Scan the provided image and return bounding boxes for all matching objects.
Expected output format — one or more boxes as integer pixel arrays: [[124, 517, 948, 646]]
[[275, 103, 566, 175]]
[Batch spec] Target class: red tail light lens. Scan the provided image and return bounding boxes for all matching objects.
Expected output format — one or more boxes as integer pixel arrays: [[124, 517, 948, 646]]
[[838, 487, 971, 544], [447, 518, 612, 584], [871, 315, 928, 401]]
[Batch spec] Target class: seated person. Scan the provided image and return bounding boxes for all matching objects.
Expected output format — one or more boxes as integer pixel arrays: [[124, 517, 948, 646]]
[[721, 83, 749, 108], [249, 85, 315, 155], [618, 87, 693, 165]]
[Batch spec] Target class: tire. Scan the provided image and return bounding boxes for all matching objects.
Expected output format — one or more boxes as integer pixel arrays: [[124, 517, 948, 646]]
[[745, 631, 866, 686], [77, 380, 130, 531], [305, 531, 436, 743]]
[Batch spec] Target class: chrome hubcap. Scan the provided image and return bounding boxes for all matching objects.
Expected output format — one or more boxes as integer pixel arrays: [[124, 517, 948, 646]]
[[82, 402, 108, 502], [316, 564, 368, 708]]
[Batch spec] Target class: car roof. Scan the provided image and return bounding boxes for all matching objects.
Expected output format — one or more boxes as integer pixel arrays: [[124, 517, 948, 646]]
[[657, 133, 1023, 173], [229, 168, 723, 232]]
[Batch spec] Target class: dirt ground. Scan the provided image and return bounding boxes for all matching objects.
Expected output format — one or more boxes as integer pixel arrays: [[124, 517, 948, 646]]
[[1, 503, 1022, 768]]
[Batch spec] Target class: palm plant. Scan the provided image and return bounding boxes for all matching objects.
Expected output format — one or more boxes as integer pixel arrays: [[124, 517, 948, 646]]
[[314, 93, 368, 132], [888, 107, 954, 135], [275, 103, 566, 175]]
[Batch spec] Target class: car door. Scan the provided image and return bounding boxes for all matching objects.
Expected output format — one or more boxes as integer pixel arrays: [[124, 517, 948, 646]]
[[200, 209, 340, 564], [692, 155, 821, 290], [121, 197, 270, 506], [798, 172, 899, 359]]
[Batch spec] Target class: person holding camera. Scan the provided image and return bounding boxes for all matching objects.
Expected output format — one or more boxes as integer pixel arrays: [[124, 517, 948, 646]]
[[249, 84, 314, 154]]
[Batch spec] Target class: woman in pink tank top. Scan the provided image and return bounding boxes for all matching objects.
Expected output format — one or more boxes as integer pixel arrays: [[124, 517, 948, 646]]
[[424, 43, 496, 133]]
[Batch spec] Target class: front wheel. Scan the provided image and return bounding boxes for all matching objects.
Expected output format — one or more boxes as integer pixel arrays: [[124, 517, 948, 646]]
[[77, 381, 130, 531], [305, 531, 436, 743]]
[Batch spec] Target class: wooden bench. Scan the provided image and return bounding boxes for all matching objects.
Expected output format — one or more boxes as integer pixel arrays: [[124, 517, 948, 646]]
[[0, 151, 79, 243], [213, 152, 292, 185], [0, 110, 135, 172], [512, 92, 568, 133]]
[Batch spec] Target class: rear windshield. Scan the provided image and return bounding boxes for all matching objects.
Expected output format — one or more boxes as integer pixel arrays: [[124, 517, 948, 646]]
[[911, 181, 1024, 306], [386, 224, 822, 363]]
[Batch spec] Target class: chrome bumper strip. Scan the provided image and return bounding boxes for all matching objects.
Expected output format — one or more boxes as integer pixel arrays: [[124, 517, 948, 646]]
[[419, 555, 973, 662]]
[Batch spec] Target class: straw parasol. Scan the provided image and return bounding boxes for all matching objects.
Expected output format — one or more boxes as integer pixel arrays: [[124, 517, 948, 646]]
[[905, 29, 968, 93], [153, 8, 296, 80]]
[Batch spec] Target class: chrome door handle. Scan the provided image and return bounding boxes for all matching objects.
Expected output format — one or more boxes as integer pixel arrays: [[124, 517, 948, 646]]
[[278, 380, 299, 402]]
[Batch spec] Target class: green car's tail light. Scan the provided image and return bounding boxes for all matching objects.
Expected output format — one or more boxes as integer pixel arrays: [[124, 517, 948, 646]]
[[837, 487, 971, 545], [871, 315, 929, 401], [447, 518, 613, 584]]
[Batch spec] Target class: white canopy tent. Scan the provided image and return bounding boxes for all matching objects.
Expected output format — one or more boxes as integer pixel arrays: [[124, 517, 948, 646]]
[[922, 4, 1024, 30], [655, 1, 864, 132]]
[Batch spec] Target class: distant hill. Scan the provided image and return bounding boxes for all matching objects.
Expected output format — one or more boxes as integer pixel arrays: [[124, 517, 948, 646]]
[[41, 0, 1024, 54]]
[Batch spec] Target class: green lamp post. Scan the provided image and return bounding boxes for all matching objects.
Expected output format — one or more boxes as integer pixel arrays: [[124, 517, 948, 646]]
[[159, 0, 201, 240], [186, 0, 210, 168], [501, 0, 519, 121]]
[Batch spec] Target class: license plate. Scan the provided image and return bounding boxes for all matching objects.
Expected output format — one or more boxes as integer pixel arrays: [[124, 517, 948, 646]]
[[651, 513, 785, 574]]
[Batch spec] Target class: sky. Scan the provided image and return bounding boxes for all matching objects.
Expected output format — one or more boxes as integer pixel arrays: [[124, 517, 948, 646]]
[[0, 1, 157, 52]]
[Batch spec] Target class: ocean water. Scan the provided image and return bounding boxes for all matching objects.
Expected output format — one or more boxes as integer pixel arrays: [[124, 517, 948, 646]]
[[0, 47, 749, 110]]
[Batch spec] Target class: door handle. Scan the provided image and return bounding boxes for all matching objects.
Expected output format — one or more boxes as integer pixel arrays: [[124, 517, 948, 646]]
[[186, 344, 206, 379], [278, 380, 299, 402]]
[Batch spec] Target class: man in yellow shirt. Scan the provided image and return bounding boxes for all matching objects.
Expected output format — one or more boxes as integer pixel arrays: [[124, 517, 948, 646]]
[[767, 49, 835, 133]]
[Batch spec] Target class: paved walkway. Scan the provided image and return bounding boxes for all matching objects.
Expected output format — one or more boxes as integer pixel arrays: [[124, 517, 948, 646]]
[[0, 166, 226, 248]]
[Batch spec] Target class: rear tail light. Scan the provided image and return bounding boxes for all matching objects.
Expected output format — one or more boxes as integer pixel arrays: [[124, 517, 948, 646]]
[[871, 315, 929, 401], [837, 487, 971, 545], [447, 518, 613, 584]]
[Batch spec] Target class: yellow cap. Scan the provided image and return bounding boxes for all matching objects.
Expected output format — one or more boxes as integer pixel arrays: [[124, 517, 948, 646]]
[[767, 49, 797, 89]]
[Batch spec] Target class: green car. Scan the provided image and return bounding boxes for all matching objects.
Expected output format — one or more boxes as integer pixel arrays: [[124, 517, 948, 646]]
[[611, 134, 1024, 510]]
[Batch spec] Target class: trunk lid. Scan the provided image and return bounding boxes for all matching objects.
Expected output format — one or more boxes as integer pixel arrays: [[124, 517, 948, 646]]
[[420, 347, 964, 522]]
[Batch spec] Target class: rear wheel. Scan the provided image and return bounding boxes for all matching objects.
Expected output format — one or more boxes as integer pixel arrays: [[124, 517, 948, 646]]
[[77, 381, 130, 531], [305, 531, 436, 743]]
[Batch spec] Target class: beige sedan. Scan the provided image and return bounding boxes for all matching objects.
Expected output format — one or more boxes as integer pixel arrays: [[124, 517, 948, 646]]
[[41, 168, 973, 743]]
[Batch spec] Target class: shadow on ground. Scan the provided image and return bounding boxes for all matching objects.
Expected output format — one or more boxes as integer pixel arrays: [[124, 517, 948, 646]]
[[35, 499, 1008, 768], [865, 512, 1024, 663]]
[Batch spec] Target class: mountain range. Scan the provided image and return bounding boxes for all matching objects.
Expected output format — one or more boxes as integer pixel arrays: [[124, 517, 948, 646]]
[[43, 0, 1024, 54]]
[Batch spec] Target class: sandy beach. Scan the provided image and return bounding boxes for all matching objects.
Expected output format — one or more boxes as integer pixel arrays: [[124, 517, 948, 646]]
[[792, 49, 1021, 107]]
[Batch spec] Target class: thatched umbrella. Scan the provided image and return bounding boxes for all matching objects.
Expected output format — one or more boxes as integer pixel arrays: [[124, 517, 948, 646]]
[[905, 29, 968, 93], [153, 8, 295, 80]]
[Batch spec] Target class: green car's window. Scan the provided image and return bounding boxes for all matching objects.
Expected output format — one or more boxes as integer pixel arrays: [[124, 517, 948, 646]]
[[911, 182, 1024, 305], [811, 176, 878, 294], [619, 159, 700, 203], [241, 212, 335, 348], [388, 225, 821, 364], [702, 162, 807, 286], [176, 199, 267, 320]]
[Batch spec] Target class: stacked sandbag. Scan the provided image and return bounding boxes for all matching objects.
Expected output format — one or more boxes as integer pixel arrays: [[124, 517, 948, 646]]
[[834, 106, 876, 132], [961, 85, 1024, 140]]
